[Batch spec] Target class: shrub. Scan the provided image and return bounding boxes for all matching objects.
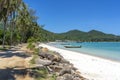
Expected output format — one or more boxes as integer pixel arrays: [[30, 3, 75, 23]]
[[27, 42, 35, 50], [27, 37, 36, 43], [34, 48, 39, 55]]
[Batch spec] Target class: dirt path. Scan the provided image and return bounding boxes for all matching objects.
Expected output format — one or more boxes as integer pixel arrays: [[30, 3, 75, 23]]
[[0, 50, 33, 80]]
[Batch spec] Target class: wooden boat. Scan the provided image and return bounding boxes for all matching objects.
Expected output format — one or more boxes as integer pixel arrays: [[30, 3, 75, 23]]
[[61, 43, 70, 45], [76, 41, 83, 43], [64, 45, 82, 48]]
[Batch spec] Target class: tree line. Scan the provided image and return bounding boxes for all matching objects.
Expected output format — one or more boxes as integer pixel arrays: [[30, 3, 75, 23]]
[[0, 0, 55, 48]]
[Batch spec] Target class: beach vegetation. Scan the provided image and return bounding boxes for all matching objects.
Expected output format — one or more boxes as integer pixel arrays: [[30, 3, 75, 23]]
[[27, 42, 35, 50]]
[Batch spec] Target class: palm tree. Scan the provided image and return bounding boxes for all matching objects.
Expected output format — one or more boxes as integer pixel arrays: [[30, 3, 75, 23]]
[[0, 0, 22, 48]]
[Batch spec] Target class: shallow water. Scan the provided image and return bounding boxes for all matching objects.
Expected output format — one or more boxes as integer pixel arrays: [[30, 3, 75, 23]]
[[48, 42, 120, 61]]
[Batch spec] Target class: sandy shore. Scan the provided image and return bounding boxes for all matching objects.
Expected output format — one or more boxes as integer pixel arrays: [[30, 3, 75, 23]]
[[39, 43, 120, 80]]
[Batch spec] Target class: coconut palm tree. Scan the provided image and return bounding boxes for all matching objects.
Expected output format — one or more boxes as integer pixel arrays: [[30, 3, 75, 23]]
[[0, 0, 22, 48]]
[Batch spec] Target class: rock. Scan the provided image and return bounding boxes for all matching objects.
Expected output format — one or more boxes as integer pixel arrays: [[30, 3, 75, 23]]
[[64, 63, 73, 68], [35, 59, 52, 66], [73, 71, 81, 78], [54, 52, 63, 58], [73, 77, 81, 80], [51, 61, 59, 65], [38, 47, 86, 80], [63, 74, 73, 80], [60, 58, 70, 63], [52, 55, 61, 62], [46, 66, 53, 73], [56, 76, 64, 80], [72, 71, 87, 80], [47, 54, 55, 60], [39, 46, 43, 49], [57, 74, 73, 80], [49, 65, 63, 72], [59, 68, 72, 76], [30, 64, 44, 69], [39, 52, 46, 58], [41, 47, 48, 52], [39, 52, 54, 59], [72, 67, 78, 71], [39, 52, 62, 62]]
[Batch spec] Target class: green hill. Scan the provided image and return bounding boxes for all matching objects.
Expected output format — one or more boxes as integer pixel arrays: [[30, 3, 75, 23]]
[[36, 28, 120, 42], [52, 29, 120, 42]]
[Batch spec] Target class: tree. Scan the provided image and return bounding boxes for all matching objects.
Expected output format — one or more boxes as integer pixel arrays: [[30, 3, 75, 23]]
[[0, 0, 22, 48]]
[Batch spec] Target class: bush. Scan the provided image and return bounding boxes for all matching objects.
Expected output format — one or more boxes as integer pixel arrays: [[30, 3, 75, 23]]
[[30, 55, 37, 64], [27, 37, 36, 43], [27, 42, 35, 50], [34, 48, 39, 55]]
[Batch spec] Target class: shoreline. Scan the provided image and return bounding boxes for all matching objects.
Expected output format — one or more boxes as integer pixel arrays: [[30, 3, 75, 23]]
[[39, 43, 120, 80], [49, 42, 120, 63], [49, 43, 120, 63]]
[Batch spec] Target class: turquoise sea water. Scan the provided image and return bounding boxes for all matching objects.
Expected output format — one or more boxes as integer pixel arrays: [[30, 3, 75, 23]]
[[49, 42, 120, 61]]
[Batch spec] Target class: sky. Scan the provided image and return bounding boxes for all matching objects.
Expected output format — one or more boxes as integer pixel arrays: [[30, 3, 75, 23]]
[[24, 0, 120, 35]]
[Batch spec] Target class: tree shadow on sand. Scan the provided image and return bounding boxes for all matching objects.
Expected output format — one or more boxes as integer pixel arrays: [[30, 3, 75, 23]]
[[0, 50, 30, 58], [0, 67, 46, 80]]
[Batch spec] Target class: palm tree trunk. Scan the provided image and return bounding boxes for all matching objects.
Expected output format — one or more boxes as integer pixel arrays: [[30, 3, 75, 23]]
[[10, 21, 13, 47], [2, 21, 6, 48], [10, 12, 13, 47]]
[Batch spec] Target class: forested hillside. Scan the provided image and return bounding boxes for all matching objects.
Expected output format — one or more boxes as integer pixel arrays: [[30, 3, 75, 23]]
[[55, 29, 120, 42]]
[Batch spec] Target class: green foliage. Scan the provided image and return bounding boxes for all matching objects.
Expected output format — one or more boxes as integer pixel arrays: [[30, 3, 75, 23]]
[[51, 74, 57, 80], [30, 55, 37, 64], [27, 42, 35, 50], [33, 68, 48, 80], [0, 47, 7, 51], [34, 48, 39, 55], [27, 37, 37, 43], [0, 0, 56, 45], [33, 68, 56, 80], [55, 29, 120, 42]]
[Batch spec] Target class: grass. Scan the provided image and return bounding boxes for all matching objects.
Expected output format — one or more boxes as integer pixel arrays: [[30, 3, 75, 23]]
[[30, 55, 38, 64], [0, 47, 7, 51], [32, 68, 56, 80], [29, 44, 57, 80], [30, 48, 40, 64], [27, 42, 35, 50], [0, 45, 9, 51], [33, 65, 56, 80], [34, 48, 39, 55]]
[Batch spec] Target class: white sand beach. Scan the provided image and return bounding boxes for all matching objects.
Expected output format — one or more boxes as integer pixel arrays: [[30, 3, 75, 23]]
[[39, 43, 120, 80]]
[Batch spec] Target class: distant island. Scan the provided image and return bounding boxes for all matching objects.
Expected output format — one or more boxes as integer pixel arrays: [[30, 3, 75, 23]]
[[41, 29, 120, 42]]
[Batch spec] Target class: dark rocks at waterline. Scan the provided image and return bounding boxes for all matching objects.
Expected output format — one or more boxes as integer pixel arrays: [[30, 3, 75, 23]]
[[59, 68, 72, 76], [36, 48, 87, 80], [60, 58, 70, 63], [62, 74, 73, 80], [57, 73, 84, 80], [73, 77, 81, 80], [39, 52, 53, 59], [57, 72, 86, 80], [49, 65, 63, 72], [56, 76, 64, 80], [39, 52, 61, 62]]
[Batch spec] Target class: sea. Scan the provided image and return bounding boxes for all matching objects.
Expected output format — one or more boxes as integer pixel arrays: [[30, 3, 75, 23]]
[[48, 42, 120, 62]]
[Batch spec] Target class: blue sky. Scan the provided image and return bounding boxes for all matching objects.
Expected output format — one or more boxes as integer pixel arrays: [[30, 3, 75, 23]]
[[24, 0, 120, 35]]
